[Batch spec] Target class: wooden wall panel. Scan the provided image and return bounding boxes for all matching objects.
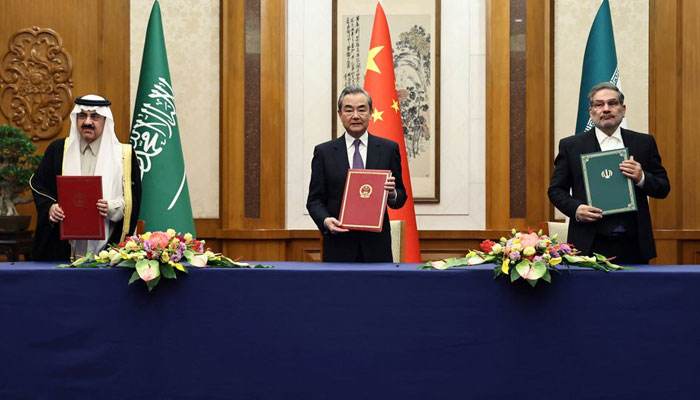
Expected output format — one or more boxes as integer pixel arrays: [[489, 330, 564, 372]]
[[0, 0, 130, 146], [649, 0, 681, 231], [221, 0, 246, 230], [648, 1, 700, 263], [220, 0, 285, 231], [680, 1, 700, 229], [525, 0, 554, 226], [1, 0, 129, 232], [485, 0, 511, 229], [682, 242, 700, 265], [486, 0, 553, 230]]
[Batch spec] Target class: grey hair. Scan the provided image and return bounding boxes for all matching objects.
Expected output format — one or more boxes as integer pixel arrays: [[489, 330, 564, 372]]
[[337, 86, 373, 112], [588, 82, 625, 106]]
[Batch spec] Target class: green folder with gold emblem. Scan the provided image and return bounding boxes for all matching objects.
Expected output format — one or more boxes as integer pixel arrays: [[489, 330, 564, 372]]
[[580, 148, 637, 215]]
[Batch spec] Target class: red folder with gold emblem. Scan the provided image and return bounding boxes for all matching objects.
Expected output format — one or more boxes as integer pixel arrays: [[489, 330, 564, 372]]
[[57, 176, 105, 240], [338, 169, 391, 232]]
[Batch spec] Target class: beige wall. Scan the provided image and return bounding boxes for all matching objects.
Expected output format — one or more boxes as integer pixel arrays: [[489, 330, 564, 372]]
[[554, 0, 648, 139], [130, 0, 220, 219], [286, 0, 487, 230], [554, 0, 648, 219]]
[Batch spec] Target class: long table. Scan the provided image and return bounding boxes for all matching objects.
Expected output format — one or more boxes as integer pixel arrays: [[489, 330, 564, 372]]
[[1, 262, 699, 399]]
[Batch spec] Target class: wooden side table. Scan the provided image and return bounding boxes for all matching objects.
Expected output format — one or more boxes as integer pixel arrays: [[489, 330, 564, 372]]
[[0, 230, 33, 262]]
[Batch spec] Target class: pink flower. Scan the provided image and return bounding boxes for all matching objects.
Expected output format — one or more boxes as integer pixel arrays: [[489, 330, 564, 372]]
[[148, 231, 170, 249], [519, 232, 539, 249], [137, 264, 157, 282], [189, 254, 209, 268]]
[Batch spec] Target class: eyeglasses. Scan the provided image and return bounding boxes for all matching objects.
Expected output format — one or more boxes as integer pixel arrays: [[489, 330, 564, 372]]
[[591, 99, 622, 110]]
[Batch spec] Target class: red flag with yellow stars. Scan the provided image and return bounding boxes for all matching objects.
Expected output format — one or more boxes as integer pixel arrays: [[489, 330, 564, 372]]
[[363, 2, 421, 262]]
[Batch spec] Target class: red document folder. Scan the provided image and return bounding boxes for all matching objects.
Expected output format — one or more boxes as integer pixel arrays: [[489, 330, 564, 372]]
[[338, 169, 391, 232], [57, 176, 105, 240]]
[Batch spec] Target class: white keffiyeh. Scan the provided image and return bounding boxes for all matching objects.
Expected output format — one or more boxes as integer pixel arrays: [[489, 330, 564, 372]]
[[62, 95, 124, 256]]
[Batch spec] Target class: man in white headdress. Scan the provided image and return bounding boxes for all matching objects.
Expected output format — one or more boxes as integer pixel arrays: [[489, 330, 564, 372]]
[[30, 95, 141, 261]]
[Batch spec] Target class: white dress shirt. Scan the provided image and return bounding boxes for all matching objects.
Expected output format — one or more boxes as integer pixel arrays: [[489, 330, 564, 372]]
[[345, 132, 367, 168], [595, 127, 645, 187]]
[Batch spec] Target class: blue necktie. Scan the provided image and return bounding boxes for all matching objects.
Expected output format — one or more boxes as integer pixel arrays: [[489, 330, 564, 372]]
[[352, 139, 364, 169]]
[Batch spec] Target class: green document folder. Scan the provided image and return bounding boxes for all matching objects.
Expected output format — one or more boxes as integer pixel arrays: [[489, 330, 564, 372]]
[[580, 148, 637, 215]]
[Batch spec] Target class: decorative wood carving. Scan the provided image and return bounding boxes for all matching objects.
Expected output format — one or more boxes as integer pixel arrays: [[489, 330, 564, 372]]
[[0, 26, 73, 140]]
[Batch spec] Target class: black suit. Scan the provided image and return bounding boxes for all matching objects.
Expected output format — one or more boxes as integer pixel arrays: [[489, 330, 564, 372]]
[[307, 133, 407, 262], [548, 128, 670, 263]]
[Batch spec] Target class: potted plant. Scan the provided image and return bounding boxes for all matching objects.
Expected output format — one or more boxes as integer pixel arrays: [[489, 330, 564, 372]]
[[0, 124, 42, 230]]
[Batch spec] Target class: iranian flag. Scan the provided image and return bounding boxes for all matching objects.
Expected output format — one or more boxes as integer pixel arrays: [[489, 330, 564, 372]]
[[130, 0, 196, 235], [363, 2, 421, 262], [575, 0, 622, 134]]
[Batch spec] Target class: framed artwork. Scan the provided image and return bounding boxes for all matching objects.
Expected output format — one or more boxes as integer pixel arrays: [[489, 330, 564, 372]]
[[333, 0, 441, 203]]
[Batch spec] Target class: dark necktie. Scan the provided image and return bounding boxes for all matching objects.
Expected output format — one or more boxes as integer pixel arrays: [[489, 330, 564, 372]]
[[352, 139, 364, 169]]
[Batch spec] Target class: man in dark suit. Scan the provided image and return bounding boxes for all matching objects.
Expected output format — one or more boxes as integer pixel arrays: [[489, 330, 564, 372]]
[[548, 82, 670, 264], [307, 86, 407, 262]]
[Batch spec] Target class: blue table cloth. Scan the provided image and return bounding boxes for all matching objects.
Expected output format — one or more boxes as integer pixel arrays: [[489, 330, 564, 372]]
[[1, 262, 699, 399]]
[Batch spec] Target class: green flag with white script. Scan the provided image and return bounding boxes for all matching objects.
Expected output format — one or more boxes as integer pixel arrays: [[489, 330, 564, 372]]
[[130, 0, 195, 235], [575, 0, 620, 134]]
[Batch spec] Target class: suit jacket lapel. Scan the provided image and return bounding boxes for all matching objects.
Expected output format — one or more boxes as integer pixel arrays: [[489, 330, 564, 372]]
[[620, 128, 636, 157], [333, 135, 350, 171], [582, 129, 601, 153], [365, 133, 382, 169]]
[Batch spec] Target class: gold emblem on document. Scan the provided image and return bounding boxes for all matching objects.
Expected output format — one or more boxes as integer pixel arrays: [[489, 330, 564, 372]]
[[359, 184, 373, 198], [601, 169, 613, 179]]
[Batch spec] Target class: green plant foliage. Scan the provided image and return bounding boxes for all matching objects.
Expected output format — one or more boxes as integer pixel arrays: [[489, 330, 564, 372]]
[[0, 124, 42, 216]]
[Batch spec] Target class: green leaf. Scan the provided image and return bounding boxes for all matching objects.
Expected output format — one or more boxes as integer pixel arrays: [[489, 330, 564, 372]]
[[510, 267, 521, 282], [542, 269, 552, 283], [146, 276, 160, 292], [118, 259, 136, 268], [128, 271, 141, 285], [594, 252, 607, 261], [56, 264, 71, 268], [160, 263, 176, 279], [563, 254, 580, 263], [445, 257, 469, 268], [527, 279, 538, 288], [493, 266, 503, 279], [72, 253, 93, 266]]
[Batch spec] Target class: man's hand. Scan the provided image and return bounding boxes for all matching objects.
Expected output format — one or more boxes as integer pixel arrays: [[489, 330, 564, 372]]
[[620, 155, 643, 184], [324, 217, 349, 234], [384, 176, 397, 198], [49, 203, 65, 223], [97, 199, 108, 218], [575, 204, 603, 223]]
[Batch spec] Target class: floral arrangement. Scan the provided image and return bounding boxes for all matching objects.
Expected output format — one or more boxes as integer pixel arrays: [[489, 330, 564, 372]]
[[58, 229, 272, 291], [420, 229, 625, 287]]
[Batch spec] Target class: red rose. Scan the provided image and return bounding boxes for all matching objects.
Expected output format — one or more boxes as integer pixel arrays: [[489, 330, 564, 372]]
[[480, 240, 496, 253]]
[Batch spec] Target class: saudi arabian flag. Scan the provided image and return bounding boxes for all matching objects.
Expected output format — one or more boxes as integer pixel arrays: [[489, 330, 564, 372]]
[[575, 0, 621, 134], [130, 0, 195, 235]]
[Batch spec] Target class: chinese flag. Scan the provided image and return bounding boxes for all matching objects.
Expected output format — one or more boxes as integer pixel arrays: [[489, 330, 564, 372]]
[[363, 2, 421, 262]]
